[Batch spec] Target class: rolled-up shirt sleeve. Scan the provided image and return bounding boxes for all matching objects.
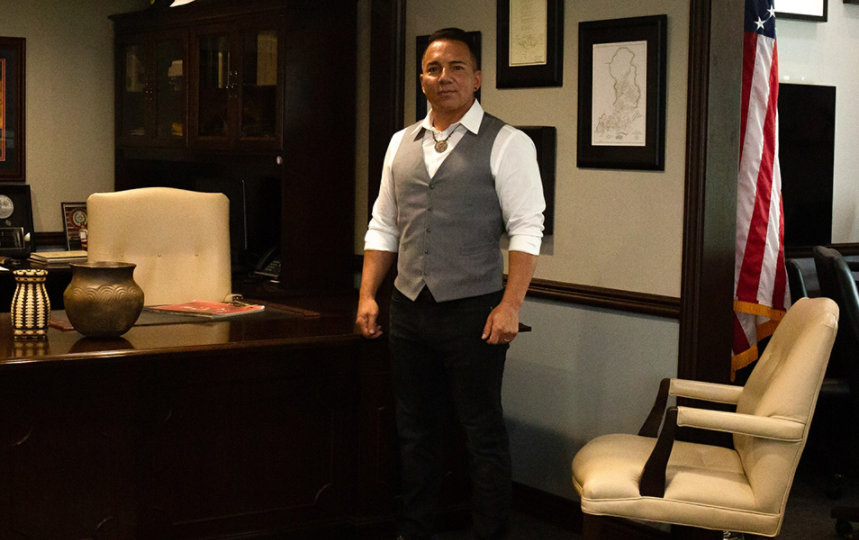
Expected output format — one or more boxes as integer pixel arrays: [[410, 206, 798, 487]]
[[492, 126, 546, 255], [364, 129, 406, 253]]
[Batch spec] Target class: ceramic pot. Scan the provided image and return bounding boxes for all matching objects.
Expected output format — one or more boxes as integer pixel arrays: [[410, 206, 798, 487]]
[[63, 261, 144, 338], [11, 268, 51, 339]]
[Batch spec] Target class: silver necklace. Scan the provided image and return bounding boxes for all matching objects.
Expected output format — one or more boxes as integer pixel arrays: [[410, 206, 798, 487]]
[[432, 129, 453, 153]]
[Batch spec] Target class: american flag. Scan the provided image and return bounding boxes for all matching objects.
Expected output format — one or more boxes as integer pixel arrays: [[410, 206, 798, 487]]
[[732, 0, 789, 377]]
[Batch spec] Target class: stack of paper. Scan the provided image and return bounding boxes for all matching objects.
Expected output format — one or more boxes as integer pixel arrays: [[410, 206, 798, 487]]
[[28, 250, 88, 267]]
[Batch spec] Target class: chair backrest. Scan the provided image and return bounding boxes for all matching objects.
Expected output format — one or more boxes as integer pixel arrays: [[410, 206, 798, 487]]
[[813, 245, 859, 347], [86, 187, 232, 306], [734, 297, 838, 513], [787, 257, 821, 299], [786, 258, 808, 299]]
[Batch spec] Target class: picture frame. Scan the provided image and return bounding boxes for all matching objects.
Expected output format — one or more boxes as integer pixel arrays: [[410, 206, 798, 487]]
[[0, 184, 33, 235], [0, 37, 25, 181], [416, 31, 482, 122], [776, 0, 828, 21], [577, 15, 667, 171], [61, 202, 88, 250], [496, 0, 564, 88], [517, 126, 556, 235]]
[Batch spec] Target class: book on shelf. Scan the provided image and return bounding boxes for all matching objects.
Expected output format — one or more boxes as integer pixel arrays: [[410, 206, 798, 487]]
[[28, 250, 88, 266], [145, 300, 266, 319]]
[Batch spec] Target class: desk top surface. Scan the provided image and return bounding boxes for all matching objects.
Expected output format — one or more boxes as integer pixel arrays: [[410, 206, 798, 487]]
[[0, 295, 361, 368]]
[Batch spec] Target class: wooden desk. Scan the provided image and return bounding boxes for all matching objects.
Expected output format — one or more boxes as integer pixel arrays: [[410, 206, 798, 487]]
[[0, 298, 463, 539]]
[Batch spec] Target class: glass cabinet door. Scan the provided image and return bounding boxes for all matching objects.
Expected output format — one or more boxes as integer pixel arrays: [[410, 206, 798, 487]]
[[118, 34, 186, 147], [154, 36, 185, 145], [120, 42, 147, 142], [196, 32, 232, 140], [239, 29, 278, 141], [191, 22, 281, 149]]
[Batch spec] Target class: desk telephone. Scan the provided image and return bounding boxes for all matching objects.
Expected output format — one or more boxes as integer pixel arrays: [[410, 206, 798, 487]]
[[0, 227, 31, 261], [253, 247, 281, 279]]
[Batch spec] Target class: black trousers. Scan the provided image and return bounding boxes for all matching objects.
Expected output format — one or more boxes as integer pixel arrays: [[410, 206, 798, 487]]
[[389, 287, 511, 540]]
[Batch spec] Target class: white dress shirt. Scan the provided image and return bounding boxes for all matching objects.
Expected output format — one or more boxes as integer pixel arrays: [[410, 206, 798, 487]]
[[364, 101, 545, 255]]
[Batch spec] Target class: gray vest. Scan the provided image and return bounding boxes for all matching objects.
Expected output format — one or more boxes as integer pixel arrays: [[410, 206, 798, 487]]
[[392, 113, 506, 302]]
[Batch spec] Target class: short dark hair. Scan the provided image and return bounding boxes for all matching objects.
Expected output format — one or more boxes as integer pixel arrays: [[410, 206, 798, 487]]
[[425, 27, 480, 69]]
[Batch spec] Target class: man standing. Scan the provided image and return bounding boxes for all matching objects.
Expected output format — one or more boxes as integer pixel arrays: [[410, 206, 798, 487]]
[[356, 27, 545, 540]]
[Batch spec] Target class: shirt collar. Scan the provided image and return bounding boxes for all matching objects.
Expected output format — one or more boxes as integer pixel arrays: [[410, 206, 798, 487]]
[[416, 100, 484, 137]]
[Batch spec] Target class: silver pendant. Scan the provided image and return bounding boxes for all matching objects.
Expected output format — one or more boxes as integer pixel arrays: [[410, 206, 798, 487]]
[[434, 140, 448, 153]]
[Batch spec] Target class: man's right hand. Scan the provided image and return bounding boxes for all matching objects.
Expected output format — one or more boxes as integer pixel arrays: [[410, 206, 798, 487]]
[[356, 296, 383, 338]]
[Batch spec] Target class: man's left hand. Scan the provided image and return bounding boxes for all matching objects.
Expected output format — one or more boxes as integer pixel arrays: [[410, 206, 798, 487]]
[[482, 302, 519, 345]]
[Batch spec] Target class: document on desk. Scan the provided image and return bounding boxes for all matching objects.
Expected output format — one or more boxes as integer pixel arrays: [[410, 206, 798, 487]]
[[145, 300, 266, 318]]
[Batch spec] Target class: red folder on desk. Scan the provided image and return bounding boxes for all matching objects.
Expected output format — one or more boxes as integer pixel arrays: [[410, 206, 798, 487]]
[[146, 300, 265, 318]]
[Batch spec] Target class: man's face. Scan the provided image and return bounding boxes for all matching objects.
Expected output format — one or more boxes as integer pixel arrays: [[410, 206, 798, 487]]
[[420, 39, 481, 121]]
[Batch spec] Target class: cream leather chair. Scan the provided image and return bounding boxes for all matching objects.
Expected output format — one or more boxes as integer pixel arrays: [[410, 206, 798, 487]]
[[86, 187, 232, 306], [572, 297, 839, 539]]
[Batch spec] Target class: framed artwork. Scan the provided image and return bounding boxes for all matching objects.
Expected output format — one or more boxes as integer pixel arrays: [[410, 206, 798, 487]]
[[517, 126, 556, 235], [496, 0, 564, 88], [0, 37, 25, 181], [62, 202, 88, 250], [416, 31, 482, 122], [577, 15, 667, 170], [776, 0, 828, 21], [0, 184, 33, 235]]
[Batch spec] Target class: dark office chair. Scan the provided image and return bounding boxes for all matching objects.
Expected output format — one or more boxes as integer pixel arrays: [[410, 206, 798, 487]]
[[812, 246, 859, 536], [787, 258, 810, 300]]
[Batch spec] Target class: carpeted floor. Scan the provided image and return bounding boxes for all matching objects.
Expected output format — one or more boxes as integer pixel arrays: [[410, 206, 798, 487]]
[[778, 462, 859, 540], [435, 461, 859, 539]]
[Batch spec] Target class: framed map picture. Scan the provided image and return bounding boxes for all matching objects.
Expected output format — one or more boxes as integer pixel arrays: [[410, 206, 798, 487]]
[[577, 15, 666, 170], [496, 0, 564, 88]]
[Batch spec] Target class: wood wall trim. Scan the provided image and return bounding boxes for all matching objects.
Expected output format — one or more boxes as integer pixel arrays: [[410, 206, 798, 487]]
[[32, 231, 66, 249], [527, 278, 680, 319], [787, 243, 859, 258]]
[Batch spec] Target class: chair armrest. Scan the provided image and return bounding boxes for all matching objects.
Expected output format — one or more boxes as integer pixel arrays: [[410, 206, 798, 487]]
[[677, 406, 805, 441], [639, 405, 805, 498], [640, 406, 677, 497], [638, 378, 742, 437], [669, 378, 743, 404], [638, 378, 671, 437]]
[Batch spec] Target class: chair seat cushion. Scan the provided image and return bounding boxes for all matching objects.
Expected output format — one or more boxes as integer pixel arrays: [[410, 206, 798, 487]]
[[572, 433, 781, 536]]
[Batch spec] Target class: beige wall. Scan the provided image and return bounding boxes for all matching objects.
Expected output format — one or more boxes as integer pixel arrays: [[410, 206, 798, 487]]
[[0, 0, 146, 232], [355, 0, 690, 297], [779, 5, 859, 243]]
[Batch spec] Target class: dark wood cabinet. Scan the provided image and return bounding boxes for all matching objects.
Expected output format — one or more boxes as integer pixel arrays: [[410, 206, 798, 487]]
[[111, 0, 356, 292]]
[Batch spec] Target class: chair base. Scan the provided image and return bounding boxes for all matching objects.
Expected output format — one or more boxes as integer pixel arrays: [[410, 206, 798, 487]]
[[581, 514, 772, 540], [832, 505, 859, 537]]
